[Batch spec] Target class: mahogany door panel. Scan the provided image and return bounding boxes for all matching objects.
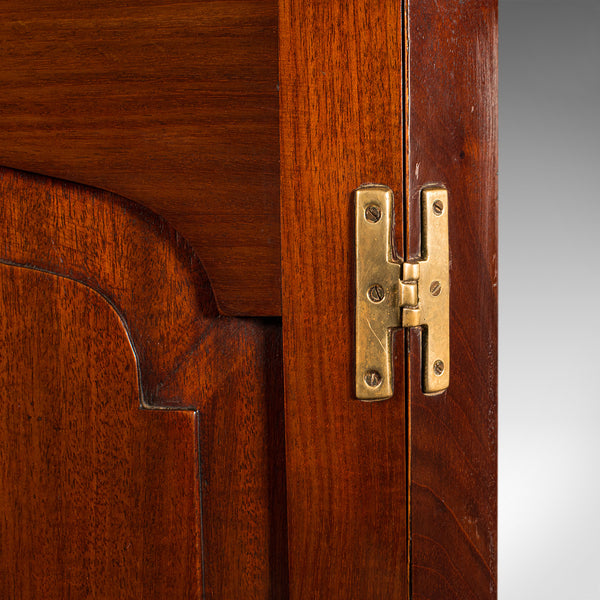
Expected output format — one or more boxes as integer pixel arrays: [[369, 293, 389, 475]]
[[0, 0, 280, 317], [0, 168, 288, 598], [0, 262, 202, 598]]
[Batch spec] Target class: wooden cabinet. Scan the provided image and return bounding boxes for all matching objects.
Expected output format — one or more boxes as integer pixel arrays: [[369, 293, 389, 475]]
[[0, 1, 497, 598]]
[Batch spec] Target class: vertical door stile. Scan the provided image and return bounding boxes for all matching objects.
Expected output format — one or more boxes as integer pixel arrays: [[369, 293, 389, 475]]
[[279, 0, 410, 597]]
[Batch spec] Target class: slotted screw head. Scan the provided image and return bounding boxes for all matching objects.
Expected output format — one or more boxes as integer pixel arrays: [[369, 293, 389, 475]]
[[365, 204, 382, 223], [432, 199, 444, 216], [364, 370, 383, 388], [433, 360, 445, 376], [367, 284, 385, 303], [430, 280, 442, 296]]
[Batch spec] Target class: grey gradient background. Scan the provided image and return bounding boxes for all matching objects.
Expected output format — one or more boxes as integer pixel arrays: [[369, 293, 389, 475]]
[[500, 0, 600, 597]]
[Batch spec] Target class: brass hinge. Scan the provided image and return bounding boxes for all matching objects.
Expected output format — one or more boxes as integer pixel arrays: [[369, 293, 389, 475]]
[[355, 184, 449, 401]]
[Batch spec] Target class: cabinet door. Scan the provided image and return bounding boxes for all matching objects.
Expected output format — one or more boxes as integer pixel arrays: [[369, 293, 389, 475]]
[[0, 170, 288, 599], [279, 1, 497, 598], [0, 0, 497, 597]]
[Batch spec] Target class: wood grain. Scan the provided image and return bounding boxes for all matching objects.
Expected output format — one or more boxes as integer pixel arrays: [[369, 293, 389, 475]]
[[0, 263, 202, 598], [279, 1, 408, 597], [0, 167, 288, 598], [406, 1, 498, 598], [0, 0, 280, 317]]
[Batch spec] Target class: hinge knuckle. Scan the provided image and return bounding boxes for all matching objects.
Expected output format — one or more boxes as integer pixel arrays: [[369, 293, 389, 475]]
[[399, 280, 418, 308], [402, 307, 421, 328], [402, 262, 420, 282]]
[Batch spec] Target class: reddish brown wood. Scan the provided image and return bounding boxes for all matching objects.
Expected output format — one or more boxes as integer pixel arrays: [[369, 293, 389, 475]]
[[0, 263, 202, 598], [0, 0, 280, 317], [0, 0, 499, 593], [279, 1, 408, 597], [406, 1, 498, 598], [0, 168, 287, 598]]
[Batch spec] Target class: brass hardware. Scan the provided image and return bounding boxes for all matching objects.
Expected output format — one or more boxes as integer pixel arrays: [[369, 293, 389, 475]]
[[406, 187, 450, 394], [367, 284, 386, 303], [364, 369, 383, 388], [355, 185, 449, 401], [364, 205, 382, 223]]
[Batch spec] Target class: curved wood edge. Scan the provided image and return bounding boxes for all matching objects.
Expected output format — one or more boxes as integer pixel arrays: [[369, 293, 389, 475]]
[[0, 262, 203, 598], [0, 0, 281, 317], [1, 166, 235, 409], [0, 166, 289, 597], [0, 258, 157, 411]]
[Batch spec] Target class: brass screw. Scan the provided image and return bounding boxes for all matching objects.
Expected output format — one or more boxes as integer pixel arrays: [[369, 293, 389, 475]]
[[367, 284, 385, 303], [433, 360, 445, 376], [364, 370, 383, 388], [432, 199, 444, 216], [365, 204, 382, 223], [430, 280, 442, 296]]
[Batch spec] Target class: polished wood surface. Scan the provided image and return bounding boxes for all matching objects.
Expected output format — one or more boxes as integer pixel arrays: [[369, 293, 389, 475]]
[[0, 263, 202, 598], [0, 0, 498, 594], [0, 168, 287, 598], [279, 1, 408, 597], [406, 1, 498, 598], [0, 0, 280, 317]]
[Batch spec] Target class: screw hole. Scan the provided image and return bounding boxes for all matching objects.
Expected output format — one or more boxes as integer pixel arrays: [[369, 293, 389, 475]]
[[367, 284, 385, 303], [364, 204, 382, 223], [364, 370, 383, 388], [432, 199, 444, 216]]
